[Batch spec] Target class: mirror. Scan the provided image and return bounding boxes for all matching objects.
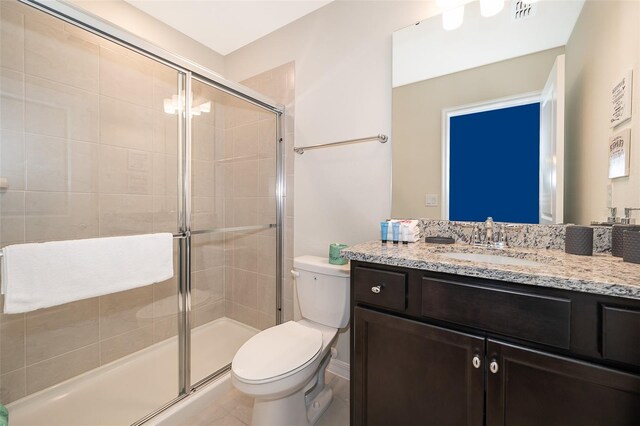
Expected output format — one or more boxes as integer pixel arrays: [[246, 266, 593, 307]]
[[391, 0, 640, 225]]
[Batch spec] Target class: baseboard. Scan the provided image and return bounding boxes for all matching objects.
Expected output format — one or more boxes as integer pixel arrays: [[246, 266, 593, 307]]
[[327, 358, 350, 380]]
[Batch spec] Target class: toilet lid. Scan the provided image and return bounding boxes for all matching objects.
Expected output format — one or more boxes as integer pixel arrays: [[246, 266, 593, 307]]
[[232, 321, 323, 383]]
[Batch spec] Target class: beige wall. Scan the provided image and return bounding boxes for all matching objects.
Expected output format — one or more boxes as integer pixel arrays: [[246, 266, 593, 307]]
[[69, 0, 225, 75], [392, 47, 565, 219], [565, 0, 640, 224]]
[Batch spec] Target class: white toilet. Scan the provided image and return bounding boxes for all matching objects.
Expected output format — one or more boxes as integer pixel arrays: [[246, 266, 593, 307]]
[[231, 255, 350, 426]]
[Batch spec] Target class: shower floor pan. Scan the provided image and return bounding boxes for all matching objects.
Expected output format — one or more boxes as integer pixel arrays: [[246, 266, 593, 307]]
[[7, 317, 258, 426]]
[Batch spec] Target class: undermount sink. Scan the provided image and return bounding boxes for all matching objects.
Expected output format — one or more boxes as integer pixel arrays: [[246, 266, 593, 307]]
[[440, 252, 545, 267]]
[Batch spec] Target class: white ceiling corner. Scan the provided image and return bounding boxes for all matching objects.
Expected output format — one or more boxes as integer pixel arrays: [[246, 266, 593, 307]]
[[124, 0, 334, 56]]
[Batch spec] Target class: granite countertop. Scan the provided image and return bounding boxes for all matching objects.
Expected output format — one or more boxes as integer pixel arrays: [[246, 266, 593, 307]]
[[341, 241, 640, 300]]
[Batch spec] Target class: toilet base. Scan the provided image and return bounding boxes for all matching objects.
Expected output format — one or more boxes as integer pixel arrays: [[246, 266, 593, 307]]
[[249, 353, 334, 426], [306, 386, 333, 424], [252, 387, 310, 426]]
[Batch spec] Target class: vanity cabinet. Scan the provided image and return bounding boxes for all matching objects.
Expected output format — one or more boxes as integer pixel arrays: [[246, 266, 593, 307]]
[[350, 261, 640, 426]]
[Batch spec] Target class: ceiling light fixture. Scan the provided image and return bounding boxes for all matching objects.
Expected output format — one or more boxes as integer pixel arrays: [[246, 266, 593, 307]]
[[437, 0, 508, 30], [437, 0, 466, 31], [442, 6, 465, 31], [480, 0, 505, 17]]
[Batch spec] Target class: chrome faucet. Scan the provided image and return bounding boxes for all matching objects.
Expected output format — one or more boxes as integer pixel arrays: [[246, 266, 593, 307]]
[[484, 217, 495, 245], [622, 207, 640, 224]]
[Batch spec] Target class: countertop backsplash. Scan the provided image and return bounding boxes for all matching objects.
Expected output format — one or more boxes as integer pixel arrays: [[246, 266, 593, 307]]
[[416, 219, 612, 253]]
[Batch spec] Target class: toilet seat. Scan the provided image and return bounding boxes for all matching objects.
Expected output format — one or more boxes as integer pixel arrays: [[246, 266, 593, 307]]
[[232, 321, 323, 384]]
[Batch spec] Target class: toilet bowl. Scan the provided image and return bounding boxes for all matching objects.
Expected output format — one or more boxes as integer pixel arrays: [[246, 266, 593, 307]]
[[231, 255, 350, 426]]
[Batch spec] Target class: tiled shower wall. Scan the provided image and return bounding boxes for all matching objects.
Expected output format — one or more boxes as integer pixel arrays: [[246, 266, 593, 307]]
[[239, 62, 296, 323], [0, 1, 183, 403]]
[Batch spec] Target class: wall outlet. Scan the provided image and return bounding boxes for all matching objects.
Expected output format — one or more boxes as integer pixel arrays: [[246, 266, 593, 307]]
[[607, 184, 613, 208], [425, 194, 439, 207]]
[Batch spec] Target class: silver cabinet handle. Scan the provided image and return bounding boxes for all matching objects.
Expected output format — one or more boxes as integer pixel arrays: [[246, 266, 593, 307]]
[[489, 360, 499, 374], [472, 355, 481, 369], [371, 285, 382, 294]]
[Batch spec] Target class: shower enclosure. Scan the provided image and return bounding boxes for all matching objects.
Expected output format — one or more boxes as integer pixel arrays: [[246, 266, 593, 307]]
[[0, 0, 284, 424]]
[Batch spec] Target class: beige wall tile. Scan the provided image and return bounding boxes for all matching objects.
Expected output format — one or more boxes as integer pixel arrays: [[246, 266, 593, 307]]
[[99, 286, 153, 340], [153, 195, 178, 233], [0, 313, 24, 373], [99, 145, 153, 195], [258, 118, 276, 159], [25, 76, 99, 142], [192, 119, 215, 162], [257, 234, 276, 277], [153, 314, 178, 343], [226, 268, 257, 310], [1, 3, 25, 72], [68, 140, 100, 193], [193, 233, 225, 272], [257, 313, 276, 331], [26, 344, 99, 394], [257, 197, 276, 225], [215, 164, 231, 198], [100, 325, 153, 364], [192, 300, 225, 329], [100, 96, 154, 151], [153, 153, 178, 196], [232, 160, 259, 197], [232, 123, 259, 158], [228, 232, 258, 272], [193, 266, 224, 308], [152, 111, 179, 156], [25, 133, 67, 191], [258, 158, 276, 198], [25, 298, 98, 366], [227, 197, 258, 227], [286, 173, 295, 217], [192, 159, 215, 197], [0, 130, 25, 191], [256, 274, 276, 316], [24, 11, 99, 92], [99, 45, 153, 107], [226, 302, 260, 330], [25, 192, 99, 242], [1, 68, 24, 132], [98, 194, 153, 236], [0, 190, 25, 245], [0, 368, 26, 404]]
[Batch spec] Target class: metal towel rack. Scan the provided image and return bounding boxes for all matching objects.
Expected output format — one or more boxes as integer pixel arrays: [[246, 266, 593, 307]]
[[293, 134, 388, 154]]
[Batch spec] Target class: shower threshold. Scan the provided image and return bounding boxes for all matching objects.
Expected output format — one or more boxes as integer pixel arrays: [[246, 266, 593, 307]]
[[7, 317, 258, 426]]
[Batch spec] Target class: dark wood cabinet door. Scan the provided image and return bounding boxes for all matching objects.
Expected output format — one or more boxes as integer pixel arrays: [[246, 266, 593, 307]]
[[353, 307, 484, 426], [487, 339, 640, 426]]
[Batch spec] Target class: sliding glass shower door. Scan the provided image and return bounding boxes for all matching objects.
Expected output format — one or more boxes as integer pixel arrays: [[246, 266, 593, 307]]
[[189, 78, 280, 386], [1, 1, 284, 425], [0, 1, 182, 423]]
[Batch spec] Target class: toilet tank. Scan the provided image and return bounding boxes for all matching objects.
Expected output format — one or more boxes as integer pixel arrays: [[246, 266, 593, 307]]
[[293, 255, 350, 328]]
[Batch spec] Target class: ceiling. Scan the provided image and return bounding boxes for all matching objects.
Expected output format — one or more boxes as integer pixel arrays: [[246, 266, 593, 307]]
[[124, 0, 334, 56]]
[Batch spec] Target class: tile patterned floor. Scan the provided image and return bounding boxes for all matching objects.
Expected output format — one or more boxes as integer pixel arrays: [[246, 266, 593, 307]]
[[181, 372, 349, 426]]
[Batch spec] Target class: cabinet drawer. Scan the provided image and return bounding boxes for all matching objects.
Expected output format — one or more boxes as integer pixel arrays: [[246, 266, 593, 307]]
[[602, 305, 640, 366], [354, 267, 407, 311], [422, 277, 571, 349]]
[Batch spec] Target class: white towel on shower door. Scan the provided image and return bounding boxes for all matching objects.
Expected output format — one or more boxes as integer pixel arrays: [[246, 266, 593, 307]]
[[1, 233, 174, 314]]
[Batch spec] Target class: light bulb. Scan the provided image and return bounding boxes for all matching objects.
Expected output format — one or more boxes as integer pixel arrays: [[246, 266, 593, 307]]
[[480, 0, 504, 17], [442, 5, 464, 31]]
